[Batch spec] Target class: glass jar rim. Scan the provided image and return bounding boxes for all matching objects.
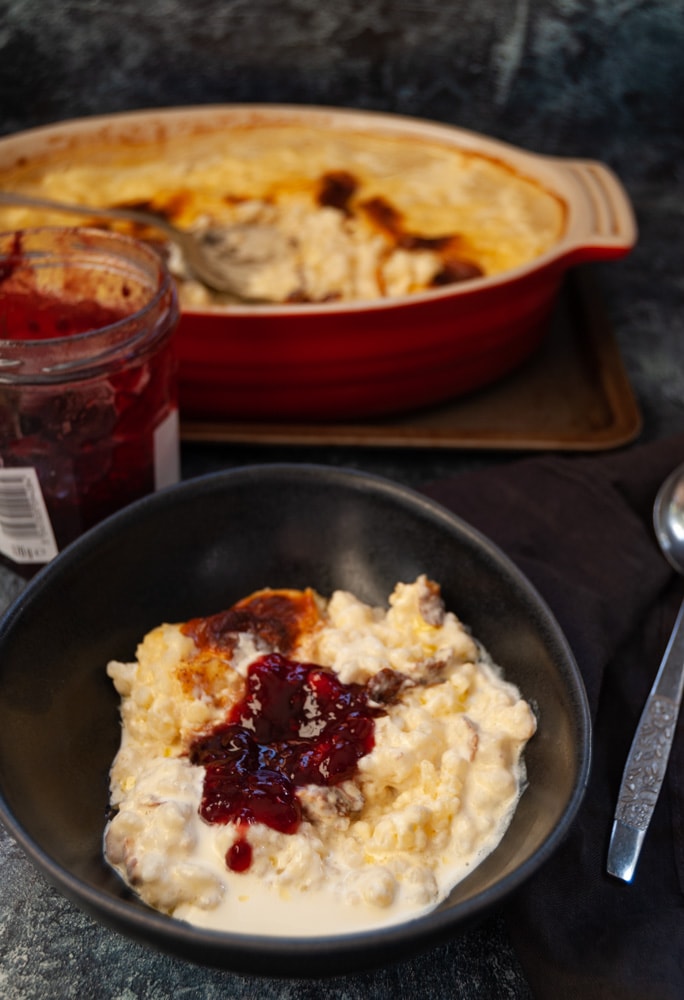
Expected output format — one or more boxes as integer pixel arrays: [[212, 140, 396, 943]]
[[0, 226, 178, 383]]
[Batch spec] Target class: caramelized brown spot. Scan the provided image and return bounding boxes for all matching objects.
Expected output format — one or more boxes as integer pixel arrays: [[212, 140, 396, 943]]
[[221, 193, 267, 206], [175, 650, 245, 705], [431, 256, 483, 285], [360, 196, 404, 238], [360, 198, 479, 283], [317, 170, 359, 214], [112, 190, 192, 224], [181, 588, 321, 658], [361, 196, 453, 249], [285, 288, 313, 302], [111, 198, 157, 214], [398, 233, 454, 251]]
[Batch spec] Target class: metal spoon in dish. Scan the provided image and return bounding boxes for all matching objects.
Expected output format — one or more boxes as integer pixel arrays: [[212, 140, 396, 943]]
[[607, 461, 684, 881], [0, 190, 286, 303]]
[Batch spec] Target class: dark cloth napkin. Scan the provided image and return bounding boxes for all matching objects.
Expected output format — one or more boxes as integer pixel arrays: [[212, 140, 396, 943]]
[[422, 433, 684, 1000]]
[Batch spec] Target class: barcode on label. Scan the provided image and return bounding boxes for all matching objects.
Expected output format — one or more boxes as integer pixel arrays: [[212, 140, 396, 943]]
[[0, 468, 59, 564]]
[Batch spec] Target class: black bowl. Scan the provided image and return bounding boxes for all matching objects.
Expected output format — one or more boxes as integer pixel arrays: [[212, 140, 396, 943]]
[[0, 464, 591, 977]]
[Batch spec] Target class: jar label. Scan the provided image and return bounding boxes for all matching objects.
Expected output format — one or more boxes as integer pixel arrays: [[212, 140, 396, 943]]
[[0, 467, 60, 564], [154, 408, 180, 490]]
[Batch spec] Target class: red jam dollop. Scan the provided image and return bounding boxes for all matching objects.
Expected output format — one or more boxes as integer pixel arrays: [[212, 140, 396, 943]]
[[188, 652, 383, 872]]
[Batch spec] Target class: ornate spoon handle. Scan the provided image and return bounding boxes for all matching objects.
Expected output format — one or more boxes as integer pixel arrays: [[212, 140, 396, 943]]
[[607, 599, 684, 881]]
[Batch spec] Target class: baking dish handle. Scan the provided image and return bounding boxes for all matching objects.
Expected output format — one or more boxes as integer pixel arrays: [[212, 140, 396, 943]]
[[558, 159, 637, 253]]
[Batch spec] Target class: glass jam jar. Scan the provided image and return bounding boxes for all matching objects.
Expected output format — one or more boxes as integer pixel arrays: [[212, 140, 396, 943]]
[[0, 227, 180, 577]]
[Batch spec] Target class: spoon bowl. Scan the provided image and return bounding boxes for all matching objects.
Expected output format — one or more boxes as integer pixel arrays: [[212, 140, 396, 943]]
[[0, 190, 277, 302], [653, 462, 684, 573]]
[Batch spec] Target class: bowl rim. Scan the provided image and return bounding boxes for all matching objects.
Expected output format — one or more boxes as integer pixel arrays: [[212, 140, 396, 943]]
[[0, 463, 592, 971]]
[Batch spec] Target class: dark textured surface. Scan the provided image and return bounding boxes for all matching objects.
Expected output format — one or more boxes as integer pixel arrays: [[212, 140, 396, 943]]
[[1, 1, 683, 997], [1, 0, 683, 176]]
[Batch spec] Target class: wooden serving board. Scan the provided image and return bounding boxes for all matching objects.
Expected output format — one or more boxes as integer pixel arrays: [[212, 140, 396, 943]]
[[180, 268, 641, 452]]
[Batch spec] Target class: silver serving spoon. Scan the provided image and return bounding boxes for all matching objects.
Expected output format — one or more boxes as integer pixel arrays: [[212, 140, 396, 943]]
[[607, 461, 684, 881], [0, 190, 285, 303]]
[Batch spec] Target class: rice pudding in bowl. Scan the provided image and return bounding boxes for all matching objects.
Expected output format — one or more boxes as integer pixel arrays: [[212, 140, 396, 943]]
[[105, 576, 536, 936]]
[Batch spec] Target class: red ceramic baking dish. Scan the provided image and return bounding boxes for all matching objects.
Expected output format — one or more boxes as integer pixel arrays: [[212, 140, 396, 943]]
[[0, 105, 636, 421]]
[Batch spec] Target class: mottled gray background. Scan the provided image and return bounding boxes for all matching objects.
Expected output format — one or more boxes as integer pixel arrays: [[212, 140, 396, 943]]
[[1, 0, 683, 180], [1, 2, 683, 998]]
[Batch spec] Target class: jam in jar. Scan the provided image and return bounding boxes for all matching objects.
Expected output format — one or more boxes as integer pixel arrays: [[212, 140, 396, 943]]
[[0, 227, 180, 576]]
